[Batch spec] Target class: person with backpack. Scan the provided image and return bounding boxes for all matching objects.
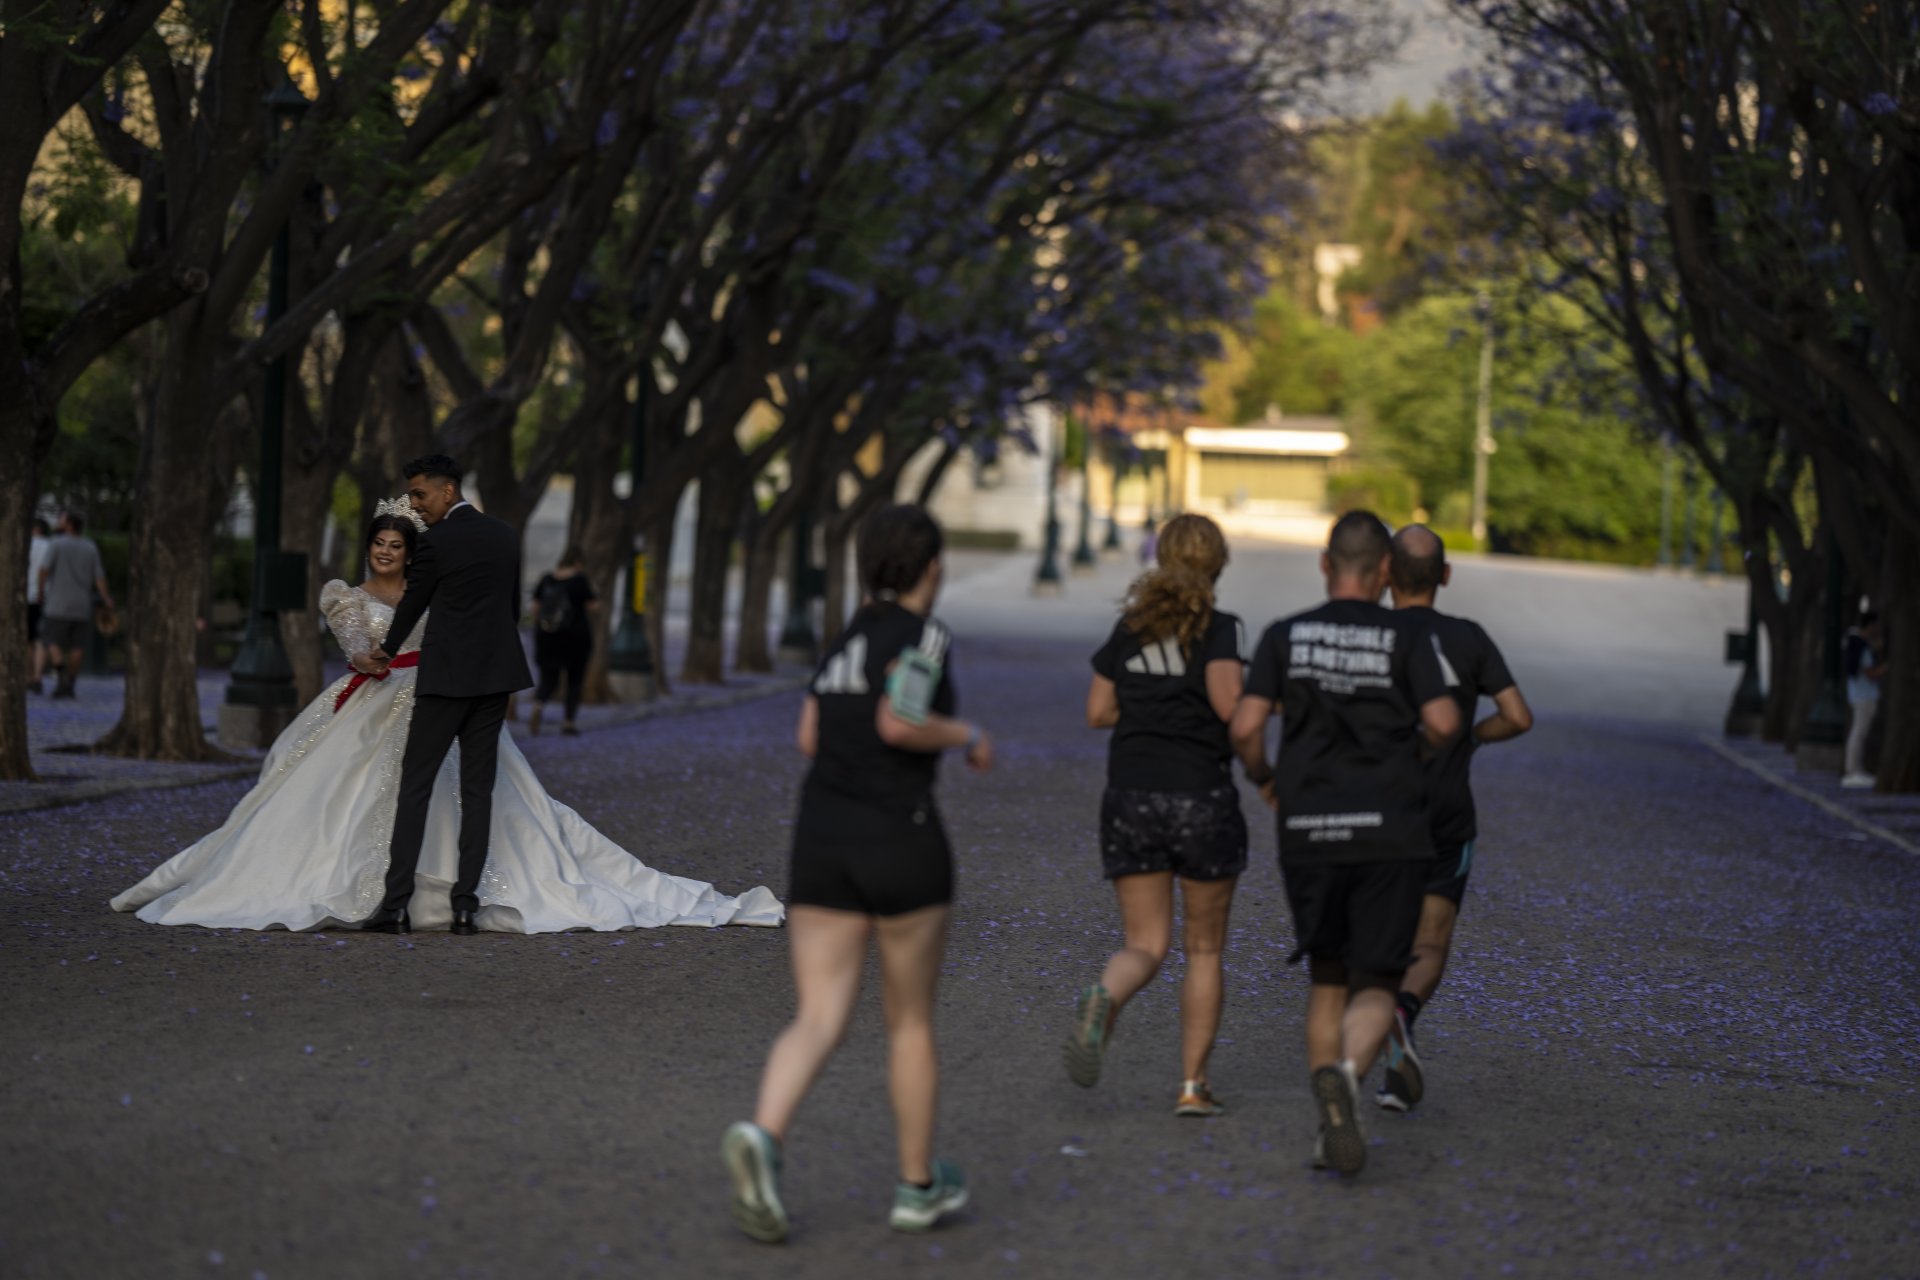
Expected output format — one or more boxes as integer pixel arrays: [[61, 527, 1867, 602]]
[[529, 546, 598, 736], [1063, 513, 1248, 1118]]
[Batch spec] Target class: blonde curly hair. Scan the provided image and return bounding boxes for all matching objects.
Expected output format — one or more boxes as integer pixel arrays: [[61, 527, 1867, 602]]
[[1120, 513, 1229, 652]]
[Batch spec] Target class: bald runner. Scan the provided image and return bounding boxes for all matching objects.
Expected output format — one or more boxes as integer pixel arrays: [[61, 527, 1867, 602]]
[[1374, 525, 1533, 1114]]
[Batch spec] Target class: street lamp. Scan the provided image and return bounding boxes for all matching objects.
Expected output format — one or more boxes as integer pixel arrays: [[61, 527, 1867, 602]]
[[221, 76, 309, 750], [1072, 412, 1096, 570], [609, 250, 668, 701], [1034, 414, 1064, 592], [1657, 435, 1674, 567]]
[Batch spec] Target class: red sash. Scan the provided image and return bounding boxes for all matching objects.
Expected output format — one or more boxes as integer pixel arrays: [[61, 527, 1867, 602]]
[[333, 651, 420, 713]]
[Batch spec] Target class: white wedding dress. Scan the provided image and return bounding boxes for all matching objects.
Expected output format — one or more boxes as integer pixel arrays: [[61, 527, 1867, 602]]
[[111, 581, 784, 933]]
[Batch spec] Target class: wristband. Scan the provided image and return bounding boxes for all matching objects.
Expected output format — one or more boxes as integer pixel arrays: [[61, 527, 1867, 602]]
[[964, 723, 982, 753]]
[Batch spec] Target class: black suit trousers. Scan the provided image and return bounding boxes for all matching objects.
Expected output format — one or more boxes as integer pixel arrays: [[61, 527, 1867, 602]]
[[381, 691, 510, 916]]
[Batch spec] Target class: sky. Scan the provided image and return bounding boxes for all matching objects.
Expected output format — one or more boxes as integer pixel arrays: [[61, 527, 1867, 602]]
[[1356, 0, 1481, 112]]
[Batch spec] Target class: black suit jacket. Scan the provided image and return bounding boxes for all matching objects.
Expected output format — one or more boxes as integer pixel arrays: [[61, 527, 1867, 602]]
[[381, 505, 533, 698]]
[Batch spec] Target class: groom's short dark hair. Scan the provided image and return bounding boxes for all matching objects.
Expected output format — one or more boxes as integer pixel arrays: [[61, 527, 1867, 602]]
[[405, 454, 463, 487]]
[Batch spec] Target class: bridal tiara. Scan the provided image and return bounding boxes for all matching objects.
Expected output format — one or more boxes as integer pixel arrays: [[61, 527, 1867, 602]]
[[374, 496, 428, 533]]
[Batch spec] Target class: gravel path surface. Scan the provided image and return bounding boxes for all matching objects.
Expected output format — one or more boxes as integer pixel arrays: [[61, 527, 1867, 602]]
[[4, 553, 1917, 1278]]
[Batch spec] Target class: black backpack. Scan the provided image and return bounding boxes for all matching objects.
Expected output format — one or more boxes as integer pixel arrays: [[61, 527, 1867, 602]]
[[535, 578, 574, 634]]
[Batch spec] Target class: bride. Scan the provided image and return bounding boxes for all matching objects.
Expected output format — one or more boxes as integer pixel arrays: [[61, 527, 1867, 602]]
[[112, 500, 783, 933]]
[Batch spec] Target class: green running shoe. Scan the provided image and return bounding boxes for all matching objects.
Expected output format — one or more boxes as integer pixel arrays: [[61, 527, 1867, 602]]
[[720, 1121, 788, 1243], [1062, 983, 1112, 1087], [889, 1158, 968, 1232]]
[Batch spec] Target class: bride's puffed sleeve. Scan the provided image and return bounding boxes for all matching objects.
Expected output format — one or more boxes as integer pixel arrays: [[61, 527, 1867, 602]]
[[319, 580, 372, 658]]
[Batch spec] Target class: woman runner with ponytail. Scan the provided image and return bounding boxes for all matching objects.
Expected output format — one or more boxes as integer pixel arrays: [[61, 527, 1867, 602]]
[[1064, 514, 1248, 1116]]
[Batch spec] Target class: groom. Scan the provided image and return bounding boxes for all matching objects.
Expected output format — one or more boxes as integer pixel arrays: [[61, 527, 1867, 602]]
[[361, 454, 532, 935]]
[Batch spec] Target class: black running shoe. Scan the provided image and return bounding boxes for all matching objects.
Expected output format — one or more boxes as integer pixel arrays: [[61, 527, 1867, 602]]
[[1310, 1063, 1366, 1175]]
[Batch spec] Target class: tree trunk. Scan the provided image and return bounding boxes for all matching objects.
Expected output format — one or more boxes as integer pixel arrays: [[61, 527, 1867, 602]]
[[1877, 521, 1920, 792], [0, 409, 40, 779], [1759, 580, 1819, 749], [681, 460, 751, 685], [1771, 546, 1827, 753], [277, 390, 345, 708], [99, 315, 232, 760], [915, 440, 962, 506], [644, 505, 675, 697], [567, 428, 629, 704], [734, 515, 786, 673], [821, 512, 853, 652]]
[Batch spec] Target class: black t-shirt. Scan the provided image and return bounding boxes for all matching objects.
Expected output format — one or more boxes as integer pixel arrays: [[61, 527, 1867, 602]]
[[1844, 633, 1873, 680], [534, 573, 596, 642], [805, 602, 958, 808], [1400, 605, 1515, 847], [1245, 598, 1449, 865], [1091, 610, 1243, 791]]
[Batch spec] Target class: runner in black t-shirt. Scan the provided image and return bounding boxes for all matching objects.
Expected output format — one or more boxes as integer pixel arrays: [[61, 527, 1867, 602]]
[[1229, 510, 1460, 1176], [723, 505, 991, 1243], [1063, 514, 1248, 1118], [1376, 524, 1532, 1115]]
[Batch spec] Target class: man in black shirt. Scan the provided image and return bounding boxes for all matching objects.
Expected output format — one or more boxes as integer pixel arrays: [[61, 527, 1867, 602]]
[[1229, 511, 1460, 1176], [1377, 525, 1532, 1114]]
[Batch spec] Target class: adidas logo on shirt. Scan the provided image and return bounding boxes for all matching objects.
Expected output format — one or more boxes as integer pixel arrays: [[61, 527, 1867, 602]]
[[815, 635, 870, 694], [1124, 638, 1187, 677]]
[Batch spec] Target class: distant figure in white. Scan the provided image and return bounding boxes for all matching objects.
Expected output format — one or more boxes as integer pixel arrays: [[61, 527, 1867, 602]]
[[111, 501, 781, 933], [1843, 613, 1887, 790]]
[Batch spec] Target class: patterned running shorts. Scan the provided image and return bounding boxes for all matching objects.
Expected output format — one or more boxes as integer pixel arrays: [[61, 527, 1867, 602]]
[[1098, 784, 1248, 882]]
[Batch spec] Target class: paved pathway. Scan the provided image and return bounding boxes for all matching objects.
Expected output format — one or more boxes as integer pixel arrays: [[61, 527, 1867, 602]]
[[3, 543, 1916, 1278]]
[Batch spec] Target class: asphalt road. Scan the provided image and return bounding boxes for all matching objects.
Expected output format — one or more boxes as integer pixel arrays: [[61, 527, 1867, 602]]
[[4, 544, 1915, 1279]]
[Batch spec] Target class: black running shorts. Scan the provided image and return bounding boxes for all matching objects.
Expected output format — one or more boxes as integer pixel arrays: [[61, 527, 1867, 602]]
[[1424, 840, 1474, 906], [1282, 858, 1428, 974], [1099, 784, 1248, 882], [788, 785, 953, 917]]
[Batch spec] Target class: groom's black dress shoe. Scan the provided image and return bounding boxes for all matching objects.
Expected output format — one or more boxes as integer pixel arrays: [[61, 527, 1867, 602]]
[[363, 910, 411, 934], [450, 909, 478, 936]]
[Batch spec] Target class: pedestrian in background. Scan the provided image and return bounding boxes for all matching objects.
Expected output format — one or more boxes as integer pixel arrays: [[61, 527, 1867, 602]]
[[26, 516, 51, 695], [1843, 612, 1887, 789], [723, 504, 991, 1243], [1066, 513, 1247, 1118], [38, 512, 114, 700], [528, 545, 598, 737]]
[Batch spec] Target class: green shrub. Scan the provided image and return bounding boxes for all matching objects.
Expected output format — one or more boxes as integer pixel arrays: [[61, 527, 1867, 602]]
[[1327, 467, 1419, 524]]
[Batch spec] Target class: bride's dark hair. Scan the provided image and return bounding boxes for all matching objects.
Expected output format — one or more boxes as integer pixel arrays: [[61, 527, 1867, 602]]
[[366, 513, 418, 561]]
